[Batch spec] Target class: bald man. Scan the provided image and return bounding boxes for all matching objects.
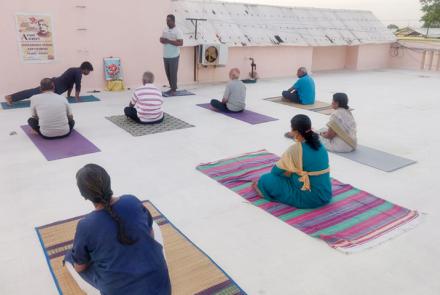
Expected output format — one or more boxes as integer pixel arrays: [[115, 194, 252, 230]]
[[27, 78, 75, 139], [124, 71, 164, 124], [282, 67, 315, 105], [210, 68, 246, 113]]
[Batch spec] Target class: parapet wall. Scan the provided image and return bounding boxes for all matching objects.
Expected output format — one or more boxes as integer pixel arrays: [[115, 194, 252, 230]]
[[389, 41, 440, 72]]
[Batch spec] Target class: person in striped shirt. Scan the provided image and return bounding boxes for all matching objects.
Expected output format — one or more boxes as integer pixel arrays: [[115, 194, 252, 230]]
[[124, 72, 164, 124]]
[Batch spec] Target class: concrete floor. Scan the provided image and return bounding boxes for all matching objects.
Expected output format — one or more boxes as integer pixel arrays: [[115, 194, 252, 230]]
[[0, 69, 439, 295]]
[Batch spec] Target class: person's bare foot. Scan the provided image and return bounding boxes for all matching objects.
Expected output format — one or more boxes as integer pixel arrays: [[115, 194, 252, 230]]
[[252, 181, 264, 197], [30, 129, 38, 135], [4, 95, 13, 105]]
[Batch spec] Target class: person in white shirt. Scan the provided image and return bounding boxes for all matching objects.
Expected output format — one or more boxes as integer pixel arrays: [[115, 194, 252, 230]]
[[28, 78, 75, 139], [124, 72, 164, 124], [160, 14, 183, 96]]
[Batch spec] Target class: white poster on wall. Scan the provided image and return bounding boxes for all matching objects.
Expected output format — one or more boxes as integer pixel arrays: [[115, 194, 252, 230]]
[[15, 13, 55, 63]]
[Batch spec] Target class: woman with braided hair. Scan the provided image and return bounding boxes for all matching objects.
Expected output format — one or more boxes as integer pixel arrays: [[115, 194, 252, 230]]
[[64, 164, 171, 295], [254, 114, 332, 209]]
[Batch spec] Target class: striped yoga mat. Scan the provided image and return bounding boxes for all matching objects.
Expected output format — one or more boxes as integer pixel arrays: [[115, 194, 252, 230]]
[[36, 201, 245, 295], [196, 150, 422, 253]]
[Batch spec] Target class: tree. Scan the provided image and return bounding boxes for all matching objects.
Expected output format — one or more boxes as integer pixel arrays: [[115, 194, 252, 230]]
[[420, 0, 440, 31], [387, 24, 399, 30]]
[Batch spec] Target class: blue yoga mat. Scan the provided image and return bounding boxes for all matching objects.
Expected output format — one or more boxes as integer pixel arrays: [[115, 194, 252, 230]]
[[1, 95, 100, 110]]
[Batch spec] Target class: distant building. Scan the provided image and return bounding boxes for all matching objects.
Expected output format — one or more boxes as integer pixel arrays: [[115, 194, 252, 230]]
[[395, 27, 440, 39]]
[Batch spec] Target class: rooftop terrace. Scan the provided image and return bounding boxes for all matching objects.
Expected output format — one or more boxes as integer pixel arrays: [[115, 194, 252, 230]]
[[0, 69, 439, 295]]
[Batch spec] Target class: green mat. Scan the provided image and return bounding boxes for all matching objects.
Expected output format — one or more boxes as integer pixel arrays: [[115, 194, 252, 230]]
[[1, 95, 100, 110]]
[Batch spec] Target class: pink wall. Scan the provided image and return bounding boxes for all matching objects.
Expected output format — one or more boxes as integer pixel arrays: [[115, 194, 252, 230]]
[[390, 49, 425, 70], [389, 41, 440, 71], [341, 44, 391, 71], [356, 44, 391, 70], [345, 46, 359, 70], [178, 46, 313, 84], [181, 43, 393, 84], [311, 46, 347, 71], [0, 0, 171, 95]]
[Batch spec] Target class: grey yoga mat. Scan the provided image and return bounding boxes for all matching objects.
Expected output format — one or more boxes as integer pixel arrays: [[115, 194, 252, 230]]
[[334, 145, 416, 172]]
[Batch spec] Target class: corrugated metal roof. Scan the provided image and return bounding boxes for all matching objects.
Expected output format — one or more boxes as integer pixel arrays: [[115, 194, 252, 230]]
[[172, 0, 396, 46]]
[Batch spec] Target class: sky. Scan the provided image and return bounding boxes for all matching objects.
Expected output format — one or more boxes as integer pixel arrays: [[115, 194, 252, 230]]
[[223, 0, 423, 27]]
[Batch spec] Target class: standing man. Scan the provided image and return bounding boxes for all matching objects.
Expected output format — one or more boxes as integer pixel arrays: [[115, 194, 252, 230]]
[[5, 61, 93, 104], [160, 14, 183, 96], [28, 78, 75, 139], [281, 67, 315, 105]]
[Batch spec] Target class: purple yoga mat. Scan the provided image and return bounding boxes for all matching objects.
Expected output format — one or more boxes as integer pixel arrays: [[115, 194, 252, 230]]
[[21, 125, 100, 161], [197, 103, 278, 125]]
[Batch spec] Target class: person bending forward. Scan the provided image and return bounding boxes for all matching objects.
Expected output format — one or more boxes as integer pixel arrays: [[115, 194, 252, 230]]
[[5, 61, 93, 104]]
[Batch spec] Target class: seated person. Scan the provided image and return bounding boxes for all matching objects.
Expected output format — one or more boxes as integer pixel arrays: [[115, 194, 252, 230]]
[[320, 93, 357, 153], [65, 164, 171, 295], [5, 61, 93, 104], [210, 68, 246, 113], [254, 114, 332, 209], [27, 78, 75, 139], [124, 71, 164, 124], [282, 67, 315, 105]]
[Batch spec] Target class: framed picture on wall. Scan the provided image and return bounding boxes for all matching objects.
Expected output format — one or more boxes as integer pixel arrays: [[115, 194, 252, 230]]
[[15, 13, 56, 63]]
